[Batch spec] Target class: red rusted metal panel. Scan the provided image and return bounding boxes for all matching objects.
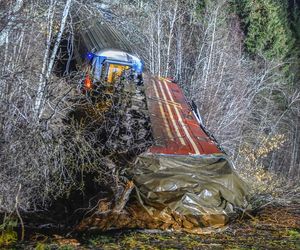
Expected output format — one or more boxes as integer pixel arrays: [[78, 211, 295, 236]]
[[144, 75, 222, 155]]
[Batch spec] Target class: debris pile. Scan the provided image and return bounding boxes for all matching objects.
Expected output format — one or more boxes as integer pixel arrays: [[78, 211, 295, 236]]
[[64, 78, 153, 210]]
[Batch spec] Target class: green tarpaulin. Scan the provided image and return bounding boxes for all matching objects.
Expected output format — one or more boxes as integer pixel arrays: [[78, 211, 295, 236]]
[[133, 153, 248, 223]]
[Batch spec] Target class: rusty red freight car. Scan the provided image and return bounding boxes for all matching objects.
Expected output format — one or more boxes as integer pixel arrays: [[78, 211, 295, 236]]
[[144, 75, 222, 156]]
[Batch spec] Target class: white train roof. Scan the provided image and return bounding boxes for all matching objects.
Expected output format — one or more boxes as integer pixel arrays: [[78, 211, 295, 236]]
[[94, 49, 141, 63]]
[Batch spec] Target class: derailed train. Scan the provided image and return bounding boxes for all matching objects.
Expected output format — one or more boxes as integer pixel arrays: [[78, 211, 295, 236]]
[[75, 15, 248, 229]]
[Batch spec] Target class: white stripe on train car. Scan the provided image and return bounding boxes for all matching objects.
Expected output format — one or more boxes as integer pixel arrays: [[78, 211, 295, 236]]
[[151, 79, 174, 141], [156, 79, 186, 146], [162, 79, 201, 155]]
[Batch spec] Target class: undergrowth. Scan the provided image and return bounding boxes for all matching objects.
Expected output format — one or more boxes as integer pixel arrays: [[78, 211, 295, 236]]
[[0, 216, 18, 247]]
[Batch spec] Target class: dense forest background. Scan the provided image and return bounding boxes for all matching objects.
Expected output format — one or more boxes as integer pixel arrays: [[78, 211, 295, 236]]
[[0, 0, 299, 214]]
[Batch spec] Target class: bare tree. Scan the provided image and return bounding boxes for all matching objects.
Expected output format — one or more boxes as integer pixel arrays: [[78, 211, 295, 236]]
[[0, 0, 77, 213], [34, 0, 73, 118], [0, 0, 24, 46]]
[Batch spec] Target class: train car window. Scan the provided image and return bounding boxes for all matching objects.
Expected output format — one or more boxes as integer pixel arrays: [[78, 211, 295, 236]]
[[100, 62, 110, 82], [92, 57, 102, 82]]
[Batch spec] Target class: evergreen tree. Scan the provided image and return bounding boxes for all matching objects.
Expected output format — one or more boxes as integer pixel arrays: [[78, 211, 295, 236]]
[[234, 0, 295, 60]]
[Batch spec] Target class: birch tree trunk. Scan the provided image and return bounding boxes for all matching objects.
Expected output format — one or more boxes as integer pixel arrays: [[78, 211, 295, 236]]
[[156, 0, 162, 77], [0, 0, 24, 46], [34, 0, 73, 119], [164, 0, 178, 77]]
